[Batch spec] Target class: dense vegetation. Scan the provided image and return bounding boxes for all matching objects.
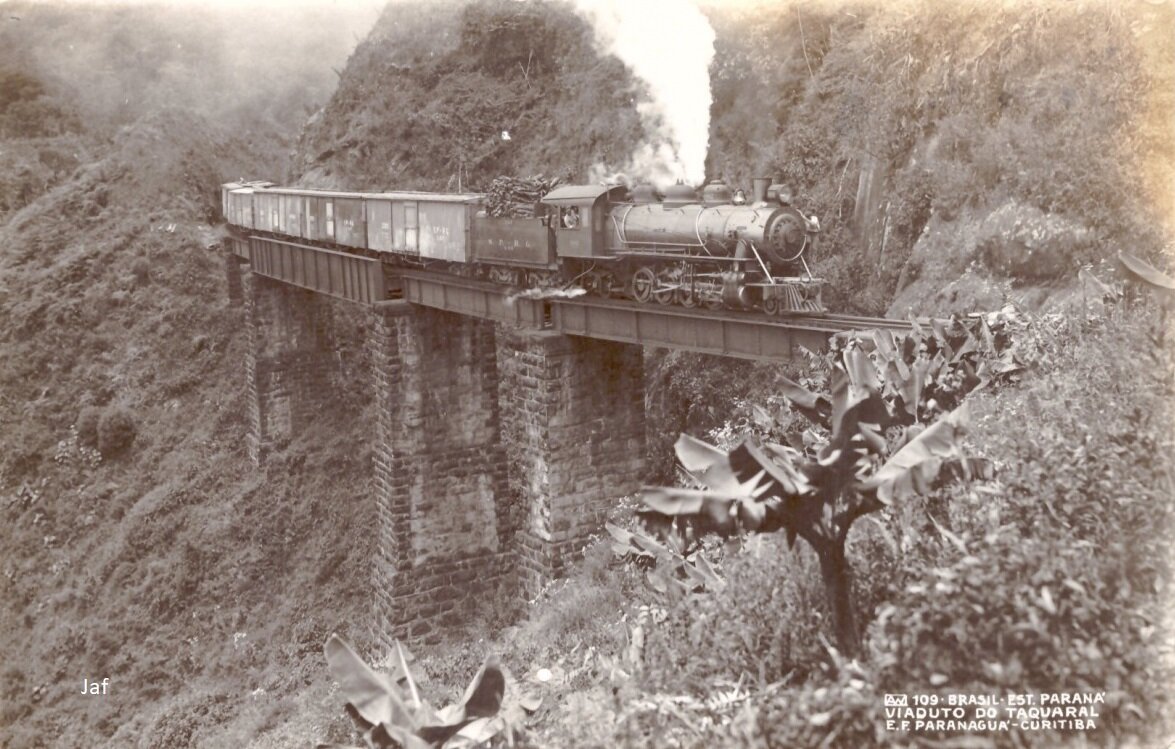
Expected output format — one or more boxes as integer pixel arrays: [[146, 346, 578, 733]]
[[707, 0, 1174, 316], [295, 2, 1173, 747], [1, 0, 1171, 747], [0, 5, 379, 747], [293, 0, 647, 191], [380, 303, 1172, 749]]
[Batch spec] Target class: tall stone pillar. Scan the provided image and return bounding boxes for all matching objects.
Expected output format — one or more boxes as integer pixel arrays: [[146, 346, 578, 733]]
[[224, 250, 244, 306], [243, 271, 335, 465], [497, 330, 646, 599], [369, 302, 512, 646]]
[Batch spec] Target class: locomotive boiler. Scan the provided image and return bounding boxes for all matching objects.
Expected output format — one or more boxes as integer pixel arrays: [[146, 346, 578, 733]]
[[587, 178, 823, 312], [220, 176, 824, 315]]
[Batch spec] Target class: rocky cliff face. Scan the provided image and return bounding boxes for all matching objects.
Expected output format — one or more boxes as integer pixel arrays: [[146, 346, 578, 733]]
[[293, 0, 649, 191], [705, 1, 1174, 315]]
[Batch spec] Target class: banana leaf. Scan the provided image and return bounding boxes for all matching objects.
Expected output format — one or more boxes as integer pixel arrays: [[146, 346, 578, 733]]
[[861, 403, 971, 505], [324, 634, 412, 730]]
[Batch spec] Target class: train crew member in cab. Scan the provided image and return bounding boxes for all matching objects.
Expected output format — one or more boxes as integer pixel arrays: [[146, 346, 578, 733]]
[[562, 206, 580, 229]]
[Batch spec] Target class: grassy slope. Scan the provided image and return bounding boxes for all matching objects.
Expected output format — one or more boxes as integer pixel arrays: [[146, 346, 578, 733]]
[[0, 5, 383, 747]]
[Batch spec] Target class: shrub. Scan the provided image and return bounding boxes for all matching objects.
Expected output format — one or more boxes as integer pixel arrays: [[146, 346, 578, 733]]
[[641, 535, 830, 692], [131, 258, 151, 287], [76, 406, 101, 449], [861, 309, 1173, 746], [518, 540, 631, 659], [97, 407, 137, 458]]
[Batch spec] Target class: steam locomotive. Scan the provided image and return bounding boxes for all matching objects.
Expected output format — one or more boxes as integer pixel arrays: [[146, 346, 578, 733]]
[[220, 177, 824, 315]]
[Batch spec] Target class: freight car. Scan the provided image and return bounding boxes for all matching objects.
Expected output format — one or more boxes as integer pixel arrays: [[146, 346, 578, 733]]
[[220, 177, 824, 315]]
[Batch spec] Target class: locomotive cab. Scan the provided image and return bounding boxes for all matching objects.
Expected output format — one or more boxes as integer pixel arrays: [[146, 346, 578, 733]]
[[540, 184, 627, 259]]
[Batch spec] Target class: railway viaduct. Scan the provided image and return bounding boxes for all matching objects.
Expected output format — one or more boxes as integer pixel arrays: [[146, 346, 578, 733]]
[[223, 235, 866, 647]]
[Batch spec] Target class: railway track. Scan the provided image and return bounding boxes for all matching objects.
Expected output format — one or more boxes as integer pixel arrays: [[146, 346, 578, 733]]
[[394, 265, 925, 336]]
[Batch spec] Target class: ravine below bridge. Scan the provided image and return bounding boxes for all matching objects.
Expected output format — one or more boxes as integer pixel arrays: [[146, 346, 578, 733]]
[[224, 232, 906, 645]]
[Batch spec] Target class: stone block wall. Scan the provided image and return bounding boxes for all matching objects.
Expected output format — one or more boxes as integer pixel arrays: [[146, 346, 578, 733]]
[[369, 302, 514, 646], [497, 330, 646, 599], [243, 271, 341, 465], [240, 269, 650, 643], [224, 251, 243, 306]]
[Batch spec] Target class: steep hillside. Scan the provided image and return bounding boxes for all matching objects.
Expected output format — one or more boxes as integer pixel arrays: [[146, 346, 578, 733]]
[[705, 0, 1175, 315], [0, 105, 378, 748], [277, 3, 1175, 748], [293, 0, 647, 190], [295, 0, 1173, 315], [0, 0, 378, 221], [2, 0, 1172, 747], [0, 5, 385, 747]]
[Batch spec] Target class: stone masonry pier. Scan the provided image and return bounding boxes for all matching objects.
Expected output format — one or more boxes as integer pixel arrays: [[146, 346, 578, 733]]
[[368, 301, 514, 644], [238, 266, 647, 644], [243, 271, 340, 465], [498, 331, 645, 600]]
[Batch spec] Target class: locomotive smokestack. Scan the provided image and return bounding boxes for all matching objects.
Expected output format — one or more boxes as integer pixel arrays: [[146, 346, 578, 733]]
[[751, 177, 770, 205]]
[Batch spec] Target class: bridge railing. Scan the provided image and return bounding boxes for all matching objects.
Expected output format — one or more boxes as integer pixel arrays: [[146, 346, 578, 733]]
[[248, 236, 385, 305]]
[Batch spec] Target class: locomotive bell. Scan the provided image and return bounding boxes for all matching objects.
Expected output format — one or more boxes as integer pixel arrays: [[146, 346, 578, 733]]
[[662, 181, 699, 208], [701, 179, 733, 206]]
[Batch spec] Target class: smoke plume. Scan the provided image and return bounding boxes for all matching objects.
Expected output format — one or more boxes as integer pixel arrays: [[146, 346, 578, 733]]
[[572, 0, 715, 187]]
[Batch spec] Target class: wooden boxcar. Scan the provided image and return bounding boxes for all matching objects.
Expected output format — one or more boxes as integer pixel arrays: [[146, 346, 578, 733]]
[[240, 187, 483, 262]]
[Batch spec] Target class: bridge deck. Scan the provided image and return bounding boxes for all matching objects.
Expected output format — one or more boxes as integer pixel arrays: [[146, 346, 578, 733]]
[[242, 234, 914, 362]]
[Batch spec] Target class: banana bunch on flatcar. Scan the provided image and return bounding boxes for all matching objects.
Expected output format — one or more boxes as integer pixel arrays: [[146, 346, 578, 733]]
[[220, 176, 824, 316]]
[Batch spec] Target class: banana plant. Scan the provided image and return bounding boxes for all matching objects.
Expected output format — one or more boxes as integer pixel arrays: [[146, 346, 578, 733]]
[[319, 635, 541, 749], [605, 521, 725, 601], [640, 340, 994, 657]]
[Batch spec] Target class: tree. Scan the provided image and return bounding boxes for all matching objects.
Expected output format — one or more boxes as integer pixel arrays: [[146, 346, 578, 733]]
[[639, 316, 1016, 656]]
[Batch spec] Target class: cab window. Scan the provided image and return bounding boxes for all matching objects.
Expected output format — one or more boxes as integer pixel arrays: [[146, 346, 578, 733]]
[[560, 206, 581, 229]]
